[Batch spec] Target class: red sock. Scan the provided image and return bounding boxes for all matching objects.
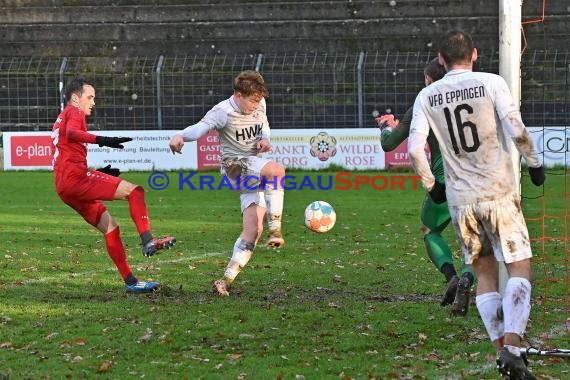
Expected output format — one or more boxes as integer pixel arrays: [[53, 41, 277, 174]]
[[105, 226, 132, 281], [128, 186, 151, 236]]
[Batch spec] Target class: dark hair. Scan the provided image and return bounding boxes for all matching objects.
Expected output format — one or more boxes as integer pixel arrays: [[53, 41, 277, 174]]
[[438, 30, 474, 66], [64, 77, 94, 103], [233, 70, 269, 98], [424, 57, 446, 82]]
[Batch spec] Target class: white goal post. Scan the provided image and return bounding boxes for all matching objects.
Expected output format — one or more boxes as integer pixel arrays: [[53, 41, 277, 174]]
[[498, 0, 522, 294]]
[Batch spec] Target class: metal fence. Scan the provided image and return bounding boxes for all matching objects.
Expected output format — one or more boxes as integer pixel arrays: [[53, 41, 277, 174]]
[[0, 50, 568, 132]]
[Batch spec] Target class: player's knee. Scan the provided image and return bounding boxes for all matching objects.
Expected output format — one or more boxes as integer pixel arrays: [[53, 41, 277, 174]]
[[96, 211, 118, 233], [128, 185, 144, 198], [264, 161, 285, 178], [115, 181, 139, 200], [107, 218, 119, 232], [274, 162, 285, 177], [421, 225, 431, 235], [423, 229, 443, 246]]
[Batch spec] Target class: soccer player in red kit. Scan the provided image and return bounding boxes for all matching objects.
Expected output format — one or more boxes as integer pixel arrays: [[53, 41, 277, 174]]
[[51, 77, 176, 293]]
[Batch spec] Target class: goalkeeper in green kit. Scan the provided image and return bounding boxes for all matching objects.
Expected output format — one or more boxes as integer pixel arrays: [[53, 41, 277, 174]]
[[376, 58, 476, 316]]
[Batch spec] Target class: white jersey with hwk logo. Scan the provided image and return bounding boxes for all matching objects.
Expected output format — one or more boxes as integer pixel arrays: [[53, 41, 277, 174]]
[[409, 69, 540, 206], [199, 96, 269, 160]]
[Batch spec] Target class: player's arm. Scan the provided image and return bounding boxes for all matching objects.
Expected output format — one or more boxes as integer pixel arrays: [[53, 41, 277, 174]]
[[408, 98, 446, 203], [409, 129, 447, 203], [380, 107, 412, 152], [258, 127, 271, 153], [494, 77, 545, 185], [408, 129, 433, 189], [501, 112, 545, 185], [65, 112, 97, 144], [169, 107, 225, 154], [169, 121, 213, 154], [66, 112, 131, 148], [258, 99, 271, 153]]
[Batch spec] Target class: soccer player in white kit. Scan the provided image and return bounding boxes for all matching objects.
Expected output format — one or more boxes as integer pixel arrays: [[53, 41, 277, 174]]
[[408, 30, 544, 379], [169, 70, 286, 296]]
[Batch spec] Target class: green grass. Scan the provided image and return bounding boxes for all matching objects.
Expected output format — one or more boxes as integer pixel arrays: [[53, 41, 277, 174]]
[[0, 170, 569, 379]]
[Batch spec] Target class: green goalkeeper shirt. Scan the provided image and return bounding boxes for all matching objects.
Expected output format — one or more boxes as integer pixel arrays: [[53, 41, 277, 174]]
[[380, 106, 445, 183]]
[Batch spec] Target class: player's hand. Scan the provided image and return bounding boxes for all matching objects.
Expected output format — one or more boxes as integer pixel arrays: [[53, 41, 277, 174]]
[[528, 165, 545, 186], [95, 136, 132, 149], [428, 181, 447, 204], [97, 164, 121, 177], [258, 137, 271, 153], [169, 134, 185, 154], [375, 114, 399, 131]]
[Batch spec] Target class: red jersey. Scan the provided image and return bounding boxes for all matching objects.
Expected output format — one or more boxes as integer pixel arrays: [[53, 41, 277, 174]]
[[51, 104, 97, 174]]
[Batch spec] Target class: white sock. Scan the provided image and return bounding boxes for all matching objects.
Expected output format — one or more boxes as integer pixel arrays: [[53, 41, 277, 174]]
[[224, 238, 254, 280], [504, 344, 521, 356], [503, 277, 531, 337], [475, 292, 504, 342], [264, 183, 284, 231]]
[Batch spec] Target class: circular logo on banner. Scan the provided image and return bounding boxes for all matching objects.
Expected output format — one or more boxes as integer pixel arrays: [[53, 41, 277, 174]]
[[535, 127, 570, 165], [309, 132, 337, 162]]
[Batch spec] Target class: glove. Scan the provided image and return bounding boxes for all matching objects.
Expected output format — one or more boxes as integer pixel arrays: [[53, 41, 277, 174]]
[[528, 165, 545, 186], [95, 136, 132, 149], [376, 114, 398, 131], [97, 164, 121, 177], [428, 181, 447, 204]]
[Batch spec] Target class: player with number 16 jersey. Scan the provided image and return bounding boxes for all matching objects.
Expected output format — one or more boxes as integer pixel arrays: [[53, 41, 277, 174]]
[[409, 30, 543, 379], [410, 69, 540, 207]]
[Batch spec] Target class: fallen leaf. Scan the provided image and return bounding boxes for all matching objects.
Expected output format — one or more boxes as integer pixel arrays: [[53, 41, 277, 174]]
[[98, 360, 113, 373], [138, 328, 152, 343], [75, 337, 86, 346], [227, 353, 242, 361], [45, 332, 58, 340], [71, 355, 83, 363]]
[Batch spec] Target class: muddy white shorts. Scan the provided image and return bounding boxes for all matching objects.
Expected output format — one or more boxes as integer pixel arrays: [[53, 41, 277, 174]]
[[221, 156, 271, 212], [449, 193, 533, 264]]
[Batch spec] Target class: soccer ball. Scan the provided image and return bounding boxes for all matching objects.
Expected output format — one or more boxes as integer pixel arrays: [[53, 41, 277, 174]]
[[304, 201, 336, 233]]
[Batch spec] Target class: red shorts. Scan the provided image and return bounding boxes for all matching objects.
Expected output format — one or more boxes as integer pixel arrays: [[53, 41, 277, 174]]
[[56, 169, 121, 226]]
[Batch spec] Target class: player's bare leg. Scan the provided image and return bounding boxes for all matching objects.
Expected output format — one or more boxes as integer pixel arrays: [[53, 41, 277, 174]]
[[261, 162, 285, 248]]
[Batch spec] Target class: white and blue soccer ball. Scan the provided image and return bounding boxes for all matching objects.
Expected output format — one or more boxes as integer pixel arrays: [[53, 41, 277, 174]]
[[304, 201, 336, 233]]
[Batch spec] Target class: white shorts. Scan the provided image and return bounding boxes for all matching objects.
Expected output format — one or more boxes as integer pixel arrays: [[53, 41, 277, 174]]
[[221, 156, 271, 213], [449, 193, 532, 264]]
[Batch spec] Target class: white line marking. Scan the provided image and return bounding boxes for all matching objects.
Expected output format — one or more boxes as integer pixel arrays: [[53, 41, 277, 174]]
[[14, 251, 227, 286]]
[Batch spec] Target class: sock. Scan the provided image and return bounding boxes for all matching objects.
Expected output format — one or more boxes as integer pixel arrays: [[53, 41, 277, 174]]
[[124, 273, 138, 286], [503, 277, 532, 338], [440, 262, 457, 282], [504, 344, 522, 356], [264, 182, 284, 232], [460, 262, 477, 286], [140, 231, 153, 247], [475, 292, 504, 342], [224, 238, 255, 282], [104, 226, 133, 281], [424, 232, 455, 281], [128, 186, 152, 243], [461, 271, 475, 287]]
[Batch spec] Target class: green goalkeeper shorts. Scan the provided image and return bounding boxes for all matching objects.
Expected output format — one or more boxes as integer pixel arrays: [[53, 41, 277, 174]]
[[420, 193, 452, 234]]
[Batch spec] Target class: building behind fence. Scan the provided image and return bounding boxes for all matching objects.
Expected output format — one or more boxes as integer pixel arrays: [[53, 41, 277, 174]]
[[0, 50, 568, 133]]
